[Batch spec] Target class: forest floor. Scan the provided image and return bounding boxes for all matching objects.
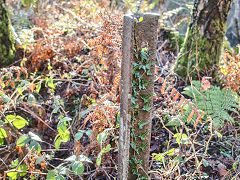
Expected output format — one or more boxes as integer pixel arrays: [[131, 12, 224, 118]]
[[0, 0, 240, 179]]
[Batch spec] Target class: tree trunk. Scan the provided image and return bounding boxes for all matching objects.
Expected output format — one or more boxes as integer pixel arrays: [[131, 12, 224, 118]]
[[174, 0, 233, 79], [0, 0, 16, 67]]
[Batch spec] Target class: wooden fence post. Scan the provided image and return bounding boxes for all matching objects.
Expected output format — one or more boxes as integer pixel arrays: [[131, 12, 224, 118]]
[[118, 15, 134, 180], [118, 13, 159, 180]]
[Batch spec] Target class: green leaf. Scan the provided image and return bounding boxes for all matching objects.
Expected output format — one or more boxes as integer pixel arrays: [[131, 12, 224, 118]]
[[7, 171, 18, 180], [71, 161, 84, 175], [47, 80, 55, 89], [138, 121, 149, 129], [139, 17, 143, 22], [62, 117, 72, 122], [96, 152, 102, 166], [60, 130, 70, 142], [29, 141, 41, 154], [10, 159, 19, 168], [57, 166, 70, 175], [55, 136, 62, 150], [166, 118, 181, 127], [0, 128, 7, 138], [233, 161, 239, 170], [28, 94, 36, 103], [1, 93, 10, 103], [36, 157, 44, 165], [5, 115, 16, 123], [85, 130, 92, 137], [52, 106, 59, 113], [47, 170, 57, 180], [215, 131, 223, 138], [17, 87, 23, 96], [57, 123, 67, 133], [0, 120, 4, 125], [12, 116, 29, 129], [152, 153, 165, 162], [173, 133, 189, 145], [165, 148, 175, 156], [29, 132, 42, 142], [65, 155, 76, 162], [17, 135, 30, 147], [55, 175, 65, 180], [0, 138, 4, 145], [36, 83, 41, 93], [97, 131, 108, 146], [57, 123, 70, 142], [102, 144, 111, 153], [18, 164, 28, 176], [74, 131, 84, 141], [78, 155, 92, 163]]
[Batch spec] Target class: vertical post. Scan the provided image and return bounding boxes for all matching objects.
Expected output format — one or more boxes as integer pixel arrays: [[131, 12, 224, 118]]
[[129, 13, 159, 179], [118, 15, 134, 180], [118, 13, 159, 180]]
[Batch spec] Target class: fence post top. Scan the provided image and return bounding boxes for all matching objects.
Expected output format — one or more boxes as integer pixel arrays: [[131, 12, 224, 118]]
[[124, 13, 160, 18]]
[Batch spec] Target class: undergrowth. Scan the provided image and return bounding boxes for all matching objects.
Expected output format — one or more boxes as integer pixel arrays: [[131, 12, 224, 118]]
[[0, 0, 240, 179]]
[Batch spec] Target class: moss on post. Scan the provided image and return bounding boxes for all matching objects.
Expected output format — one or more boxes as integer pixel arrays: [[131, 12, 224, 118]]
[[174, 0, 233, 79], [0, 0, 16, 67]]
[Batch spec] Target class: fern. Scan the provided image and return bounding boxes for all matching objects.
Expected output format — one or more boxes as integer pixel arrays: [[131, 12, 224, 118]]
[[182, 81, 240, 128]]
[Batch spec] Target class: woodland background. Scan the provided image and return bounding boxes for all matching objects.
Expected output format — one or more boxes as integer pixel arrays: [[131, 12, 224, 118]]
[[0, 0, 240, 179]]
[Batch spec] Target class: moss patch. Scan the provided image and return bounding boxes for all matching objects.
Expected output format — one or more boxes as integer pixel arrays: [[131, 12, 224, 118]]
[[0, 1, 16, 67]]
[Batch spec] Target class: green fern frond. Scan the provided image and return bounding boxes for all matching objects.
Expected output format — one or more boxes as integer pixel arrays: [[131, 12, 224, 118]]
[[182, 81, 240, 128]]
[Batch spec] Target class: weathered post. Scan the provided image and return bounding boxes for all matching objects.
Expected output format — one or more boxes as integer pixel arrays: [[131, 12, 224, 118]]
[[118, 13, 159, 180], [118, 15, 134, 180]]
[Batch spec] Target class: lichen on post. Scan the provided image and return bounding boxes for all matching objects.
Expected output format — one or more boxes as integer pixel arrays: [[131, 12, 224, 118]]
[[174, 0, 233, 79], [0, 0, 16, 67]]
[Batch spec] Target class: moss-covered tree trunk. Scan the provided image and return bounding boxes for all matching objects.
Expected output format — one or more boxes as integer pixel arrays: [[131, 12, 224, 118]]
[[0, 0, 15, 67], [174, 0, 233, 79]]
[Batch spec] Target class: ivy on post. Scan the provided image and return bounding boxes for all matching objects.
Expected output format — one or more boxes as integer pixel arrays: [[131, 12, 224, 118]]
[[118, 13, 159, 180]]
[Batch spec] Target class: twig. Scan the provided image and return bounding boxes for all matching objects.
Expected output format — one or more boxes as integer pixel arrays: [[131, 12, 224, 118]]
[[18, 104, 56, 133]]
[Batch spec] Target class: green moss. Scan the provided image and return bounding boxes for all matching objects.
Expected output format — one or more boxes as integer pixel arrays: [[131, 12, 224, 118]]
[[174, 19, 226, 79], [0, 1, 16, 67]]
